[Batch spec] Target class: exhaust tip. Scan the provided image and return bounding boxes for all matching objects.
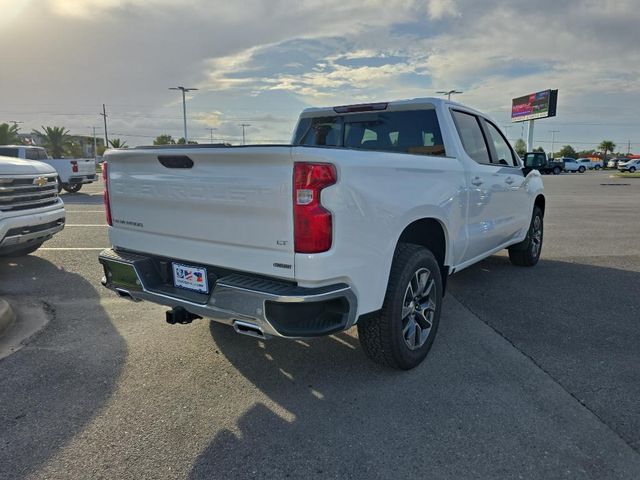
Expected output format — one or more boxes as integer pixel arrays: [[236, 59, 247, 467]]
[[233, 321, 266, 339]]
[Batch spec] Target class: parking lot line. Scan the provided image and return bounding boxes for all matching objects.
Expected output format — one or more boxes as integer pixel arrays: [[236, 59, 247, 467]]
[[39, 247, 107, 251]]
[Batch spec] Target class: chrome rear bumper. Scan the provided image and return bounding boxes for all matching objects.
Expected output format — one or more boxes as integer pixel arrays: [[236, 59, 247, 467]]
[[99, 248, 357, 338]]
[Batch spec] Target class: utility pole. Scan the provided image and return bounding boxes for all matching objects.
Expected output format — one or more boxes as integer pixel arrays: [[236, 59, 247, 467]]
[[436, 89, 463, 100], [549, 130, 559, 158], [628, 140, 631, 155], [209, 128, 217, 143], [169, 86, 198, 142], [239, 124, 251, 145], [92, 126, 97, 159], [100, 104, 109, 146]]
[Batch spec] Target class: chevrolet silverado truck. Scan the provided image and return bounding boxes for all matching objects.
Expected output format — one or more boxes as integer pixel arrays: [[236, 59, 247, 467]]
[[0, 145, 97, 193], [99, 98, 545, 369], [0, 155, 65, 257]]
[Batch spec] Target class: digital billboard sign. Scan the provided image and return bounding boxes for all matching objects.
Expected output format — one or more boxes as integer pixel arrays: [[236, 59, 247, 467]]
[[511, 89, 558, 122]]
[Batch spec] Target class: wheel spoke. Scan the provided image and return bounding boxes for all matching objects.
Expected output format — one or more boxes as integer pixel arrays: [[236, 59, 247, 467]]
[[403, 318, 417, 345], [401, 304, 413, 319]]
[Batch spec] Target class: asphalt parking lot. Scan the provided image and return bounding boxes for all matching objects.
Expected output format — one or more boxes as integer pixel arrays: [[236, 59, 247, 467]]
[[1, 171, 639, 479]]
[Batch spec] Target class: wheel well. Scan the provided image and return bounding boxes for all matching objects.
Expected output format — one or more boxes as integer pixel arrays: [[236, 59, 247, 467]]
[[397, 218, 448, 293], [534, 194, 545, 216]]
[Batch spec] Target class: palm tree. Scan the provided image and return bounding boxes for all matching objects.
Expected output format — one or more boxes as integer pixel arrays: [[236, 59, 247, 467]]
[[32, 126, 73, 158], [599, 140, 615, 168], [0, 122, 21, 145], [108, 138, 127, 148]]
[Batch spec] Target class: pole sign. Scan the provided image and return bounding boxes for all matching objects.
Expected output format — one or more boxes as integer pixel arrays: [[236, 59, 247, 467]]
[[511, 89, 558, 122]]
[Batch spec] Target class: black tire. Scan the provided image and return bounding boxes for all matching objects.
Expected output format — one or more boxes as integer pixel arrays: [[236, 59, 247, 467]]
[[578, 166, 586, 173], [552, 166, 561, 175], [0, 242, 44, 258], [594, 165, 601, 170], [62, 183, 82, 193], [630, 167, 637, 173], [357, 244, 442, 370], [57, 177, 63, 193], [508, 206, 543, 267]]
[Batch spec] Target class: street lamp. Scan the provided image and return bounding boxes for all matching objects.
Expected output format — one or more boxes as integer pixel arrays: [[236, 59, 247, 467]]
[[239, 123, 251, 145], [169, 86, 198, 142], [436, 89, 463, 100]]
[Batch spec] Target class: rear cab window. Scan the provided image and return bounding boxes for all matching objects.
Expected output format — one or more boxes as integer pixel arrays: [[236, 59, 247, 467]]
[[0, 147, 20, 158], [293, 108, 446, 157]]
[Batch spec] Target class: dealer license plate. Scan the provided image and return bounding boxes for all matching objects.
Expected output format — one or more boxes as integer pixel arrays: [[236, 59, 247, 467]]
[[172, 262, 208, 294]]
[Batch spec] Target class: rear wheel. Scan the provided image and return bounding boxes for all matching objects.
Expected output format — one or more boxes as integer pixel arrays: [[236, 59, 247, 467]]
[[552, 166, 561, 175], [594, 165, 601, 170], [358, 244, 442, 370], [63, 183, 82, 193], [629, 166, 637, 173], [508, 206, 543, 267], [578, 166, 586, 173]]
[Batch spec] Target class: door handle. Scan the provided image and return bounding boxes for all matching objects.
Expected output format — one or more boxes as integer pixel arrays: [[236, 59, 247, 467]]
[[505, 177, 515, 185], [471, 177, 483, 186]]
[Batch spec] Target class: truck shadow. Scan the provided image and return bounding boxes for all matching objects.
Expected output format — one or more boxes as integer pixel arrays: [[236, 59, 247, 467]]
[[189, 256, 640, 478], [0, 255, 126, 479], [58, 192, 104, 205]]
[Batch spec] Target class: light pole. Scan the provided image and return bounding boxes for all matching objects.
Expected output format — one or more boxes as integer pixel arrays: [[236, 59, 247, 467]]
[[436, 89, 463, 100], [169, 86, 198, 142], [239, 123, 251, 145], [209, 128, 217, 143], [549, 130, 559, 158]]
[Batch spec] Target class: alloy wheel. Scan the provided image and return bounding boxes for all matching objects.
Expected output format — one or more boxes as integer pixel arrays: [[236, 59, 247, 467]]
[[401, 268, 437, 350]]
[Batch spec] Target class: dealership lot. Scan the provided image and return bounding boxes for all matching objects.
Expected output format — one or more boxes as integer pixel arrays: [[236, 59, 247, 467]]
[[1, 173, 639, 479]]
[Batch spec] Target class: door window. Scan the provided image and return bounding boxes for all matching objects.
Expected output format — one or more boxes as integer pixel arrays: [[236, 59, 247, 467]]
[[451, 110, 490, 164], [484, 122, 517, 166]]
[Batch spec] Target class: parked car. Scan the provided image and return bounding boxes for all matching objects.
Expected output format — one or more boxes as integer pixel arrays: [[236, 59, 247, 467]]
[[608, 158, 625, 168], [99, 97, 545, 370], [523, 152, 564, 174], [618, 158, 640, 173], [577, 158, 602, 170], [0, 154, 65, 257], [561, 157, 584, 172], [0, 145, 97, 193]]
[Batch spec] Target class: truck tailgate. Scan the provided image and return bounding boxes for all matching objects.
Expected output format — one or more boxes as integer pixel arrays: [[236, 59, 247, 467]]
[[106, 146, 295, 280], [76, 158, 96, 176]]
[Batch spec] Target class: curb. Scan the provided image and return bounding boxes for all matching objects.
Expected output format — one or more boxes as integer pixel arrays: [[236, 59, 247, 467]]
[[0, 298, 16, 337]]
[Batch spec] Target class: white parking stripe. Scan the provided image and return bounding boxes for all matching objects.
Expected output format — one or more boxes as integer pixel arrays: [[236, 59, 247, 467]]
[[39, 247, 107, 251]]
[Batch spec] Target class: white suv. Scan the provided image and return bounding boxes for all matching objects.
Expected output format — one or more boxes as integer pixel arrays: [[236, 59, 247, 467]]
[[618, 158, 640, 173]]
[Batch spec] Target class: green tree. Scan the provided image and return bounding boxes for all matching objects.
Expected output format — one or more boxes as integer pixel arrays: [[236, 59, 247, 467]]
[[513, 138, 527, 157], [533, 146, 546, 154], [153, 134, 175, 145], [598, 140, 615, 167], [557, 145, 576, 158], [32, 126, 73, 158], [0, 122, 21, 145], [177, 137, 198, 145], [109, 138, 127, 148]]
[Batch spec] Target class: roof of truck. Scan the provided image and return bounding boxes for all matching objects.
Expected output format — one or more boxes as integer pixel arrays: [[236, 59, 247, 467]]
[[299, 97, 475, 117]]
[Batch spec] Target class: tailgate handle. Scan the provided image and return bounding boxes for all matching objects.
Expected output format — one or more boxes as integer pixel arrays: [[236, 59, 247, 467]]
[[158, 155, 194, 169]]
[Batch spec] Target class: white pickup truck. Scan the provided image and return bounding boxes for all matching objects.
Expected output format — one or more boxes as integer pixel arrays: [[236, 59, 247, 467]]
[[0, 155, 65, 257], [0, 145, 97, 193], [99, 98, 545, 369]]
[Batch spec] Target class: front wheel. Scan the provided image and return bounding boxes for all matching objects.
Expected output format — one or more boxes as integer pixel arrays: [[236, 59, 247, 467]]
[[594, 165, 601, 170], [508, 206, 543, 267], [358, 244, 442, 370], [629, 167, 637, 173], [62, 183, 82, 193]]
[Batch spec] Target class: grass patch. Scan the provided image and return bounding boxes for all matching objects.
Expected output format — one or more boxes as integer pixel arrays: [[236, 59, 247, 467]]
[[613, 172, 640, 179]]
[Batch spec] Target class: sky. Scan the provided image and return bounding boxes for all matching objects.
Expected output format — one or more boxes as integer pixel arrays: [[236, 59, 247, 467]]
[[1, 0, 639, 153]]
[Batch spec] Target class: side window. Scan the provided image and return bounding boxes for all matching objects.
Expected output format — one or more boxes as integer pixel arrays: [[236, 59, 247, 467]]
[[25, 148, 39, 160], [38, 149, 48, 160], [0, 147, 19, 157], [451, 110, 490, 164], [485, 121, 517, 166]]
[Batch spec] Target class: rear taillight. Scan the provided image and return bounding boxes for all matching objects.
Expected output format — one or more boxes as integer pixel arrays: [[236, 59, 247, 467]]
[[102, 162, 112, 226], [71, 161, 78, 173], [293, 162, 337, 253]]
